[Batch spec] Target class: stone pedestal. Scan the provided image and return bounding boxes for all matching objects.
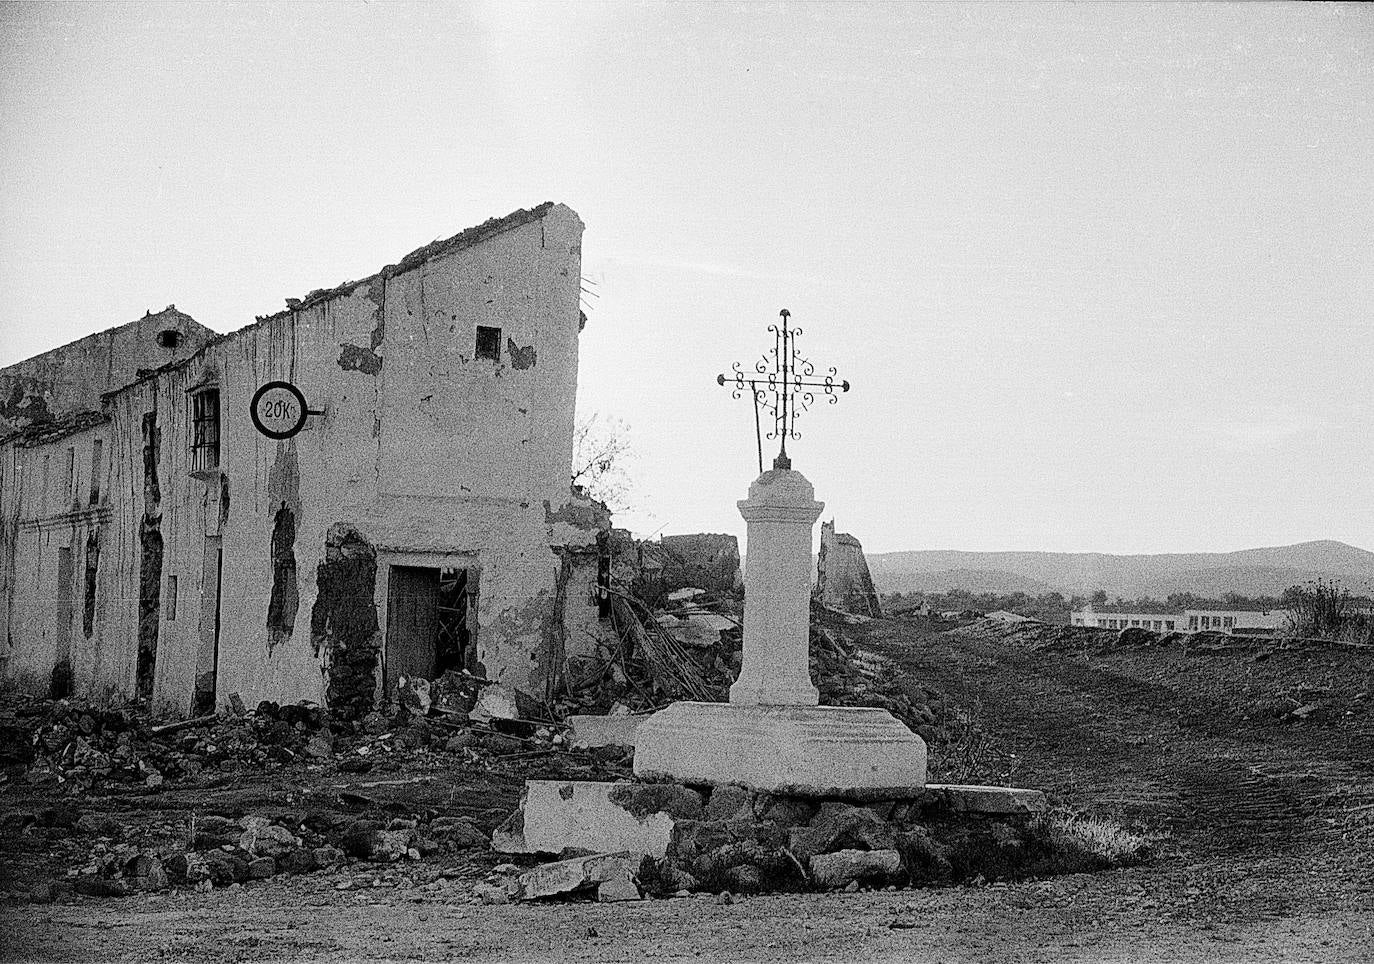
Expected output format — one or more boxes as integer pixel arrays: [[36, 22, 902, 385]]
[[633, 466, 928, 796], [730, 468, 824, 706], [633, 702, 927, 799]]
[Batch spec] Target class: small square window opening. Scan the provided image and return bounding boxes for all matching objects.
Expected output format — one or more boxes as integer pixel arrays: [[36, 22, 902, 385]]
[[475, 326, 502, 361]]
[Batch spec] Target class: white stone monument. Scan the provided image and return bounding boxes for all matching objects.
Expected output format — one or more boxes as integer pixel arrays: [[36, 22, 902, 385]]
[[634, 464, 928, 798]]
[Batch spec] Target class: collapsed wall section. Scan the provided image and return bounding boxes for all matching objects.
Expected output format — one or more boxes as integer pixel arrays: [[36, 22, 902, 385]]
[[816, 520, 882, 619]]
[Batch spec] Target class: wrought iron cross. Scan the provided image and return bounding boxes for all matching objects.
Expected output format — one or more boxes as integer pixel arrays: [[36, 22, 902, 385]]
[[717, 309, 850, 472]]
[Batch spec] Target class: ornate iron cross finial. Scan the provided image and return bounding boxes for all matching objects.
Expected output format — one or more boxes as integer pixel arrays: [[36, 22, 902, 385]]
[[717, 308, 850, 472]]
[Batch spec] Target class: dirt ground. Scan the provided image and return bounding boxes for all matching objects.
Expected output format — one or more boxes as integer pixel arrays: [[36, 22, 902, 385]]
[[5, 617, 1374, 962]]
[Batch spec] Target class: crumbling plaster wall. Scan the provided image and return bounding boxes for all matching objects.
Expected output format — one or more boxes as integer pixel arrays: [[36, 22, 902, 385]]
[[0, 422, 112, 694], [2, 204, 595, 714], [133, 204, 590, 712], [0, 308, 214, 434]]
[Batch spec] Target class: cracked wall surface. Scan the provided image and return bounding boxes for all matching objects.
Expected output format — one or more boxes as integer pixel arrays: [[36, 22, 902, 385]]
[[1, 203, 602, 713]]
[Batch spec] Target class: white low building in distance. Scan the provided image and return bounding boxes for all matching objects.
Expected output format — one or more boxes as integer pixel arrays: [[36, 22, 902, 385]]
[[1070, 606, 1293, 635]]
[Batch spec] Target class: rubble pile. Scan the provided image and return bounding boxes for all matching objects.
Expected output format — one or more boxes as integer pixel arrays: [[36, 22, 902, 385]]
[[809, 613, 946, 744], [554, 592, 742, 717], [484, 780, 1088, 903], [14, 804, 498, 898], [9, 696, 335, 792], [956, 617, 1254, 656]]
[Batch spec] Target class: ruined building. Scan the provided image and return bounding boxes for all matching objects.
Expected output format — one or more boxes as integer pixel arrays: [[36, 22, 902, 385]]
[[0, 203, 607, 716], [815, 520, 882, 618]]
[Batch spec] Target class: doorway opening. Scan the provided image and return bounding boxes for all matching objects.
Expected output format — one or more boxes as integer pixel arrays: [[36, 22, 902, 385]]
[[52, 546, 74, 699], [384, 565, 474, 695]]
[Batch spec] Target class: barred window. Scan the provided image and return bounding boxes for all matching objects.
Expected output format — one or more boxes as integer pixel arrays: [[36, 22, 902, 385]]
[[191, 388, 220, 471]]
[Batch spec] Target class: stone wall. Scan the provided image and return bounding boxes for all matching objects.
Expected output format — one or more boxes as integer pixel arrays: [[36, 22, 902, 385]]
[[816, 521, 882, 618]]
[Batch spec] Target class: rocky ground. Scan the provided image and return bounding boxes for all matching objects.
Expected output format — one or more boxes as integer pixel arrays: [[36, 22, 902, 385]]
[[4, 616, 1373, 962]]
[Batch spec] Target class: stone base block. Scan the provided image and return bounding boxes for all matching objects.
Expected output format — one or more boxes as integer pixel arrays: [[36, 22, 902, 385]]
[[494, 780, 704, 857], [632, 702, 927, 799]]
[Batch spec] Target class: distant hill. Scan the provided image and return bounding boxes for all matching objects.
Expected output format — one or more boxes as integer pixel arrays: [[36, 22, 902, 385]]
[[872, 568, 1061, 597], [867, 541, 1374, 599]]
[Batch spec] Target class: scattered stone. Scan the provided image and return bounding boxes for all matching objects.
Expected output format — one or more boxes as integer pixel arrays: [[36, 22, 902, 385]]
[[472, 882, 511, 905], [518, 852, 644, 901]]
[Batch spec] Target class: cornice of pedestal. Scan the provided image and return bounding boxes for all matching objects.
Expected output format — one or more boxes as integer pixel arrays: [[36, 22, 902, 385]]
[[737, 500, 825, 525]]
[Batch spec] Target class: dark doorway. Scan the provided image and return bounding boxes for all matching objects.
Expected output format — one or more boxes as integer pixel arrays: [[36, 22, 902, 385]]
[[385, 565, 472, 694], [52, 547, 74, 698], [193, 537, 223, 715]]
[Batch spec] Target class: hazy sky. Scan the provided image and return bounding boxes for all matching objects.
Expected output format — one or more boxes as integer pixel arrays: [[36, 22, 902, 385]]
[[2, 2, 1370, 555]]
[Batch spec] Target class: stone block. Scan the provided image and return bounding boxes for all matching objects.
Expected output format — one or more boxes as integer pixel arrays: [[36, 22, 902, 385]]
[[633, 702, 926, 798], [518, 852, 643, 900], [504, 780, 704, 858], [566, 714, 647, 750], [597, 876, 643, 902], [923, 785, 1046, 816], [809, 849, 901, 890]]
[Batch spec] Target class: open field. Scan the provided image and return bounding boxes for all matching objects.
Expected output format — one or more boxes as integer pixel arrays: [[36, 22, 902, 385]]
[[4, 617, 1373, 962]]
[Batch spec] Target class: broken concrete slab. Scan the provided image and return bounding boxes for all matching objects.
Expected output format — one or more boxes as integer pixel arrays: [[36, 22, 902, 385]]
[[497, 780, 703, 857], [518, 852, 644, 900], [566, 714, 647, 750], [922, 784, 1047, 816]]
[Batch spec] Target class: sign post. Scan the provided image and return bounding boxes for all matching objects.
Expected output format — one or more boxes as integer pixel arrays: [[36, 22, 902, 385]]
[[249, 381, 314, 440]]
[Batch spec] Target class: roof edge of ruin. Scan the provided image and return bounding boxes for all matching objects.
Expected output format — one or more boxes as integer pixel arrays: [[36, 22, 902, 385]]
[[99, 202, 568, 402], [2, 409, 111, 448], [247, 200, 562, 327]]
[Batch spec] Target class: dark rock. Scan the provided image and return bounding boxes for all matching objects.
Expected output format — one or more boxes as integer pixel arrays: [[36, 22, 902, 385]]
[[339, 820, 382, 859], [443, 730, 479, 753], [248, 857, 276, 879], [754, 795, 816, 827], [429, 817, 488, 849], [723, 864, 762, 894], [704, 785, 754, 822], [789, 802, 895, 861], [278, 849, 317, 875], [894, 827, 951, 883], [203, 850, 249, 885], [608, 783, 704, 821], [74, 877, 131, 898], [481, 732, 525, 755]]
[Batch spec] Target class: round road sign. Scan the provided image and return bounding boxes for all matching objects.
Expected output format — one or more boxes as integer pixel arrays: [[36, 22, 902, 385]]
[[250, 381, 309, 439]]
